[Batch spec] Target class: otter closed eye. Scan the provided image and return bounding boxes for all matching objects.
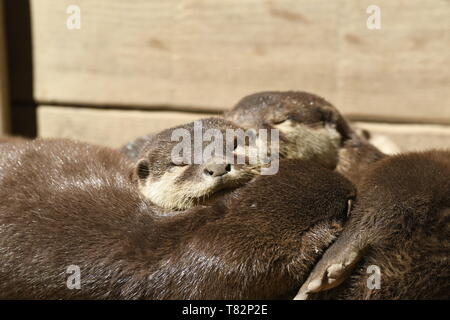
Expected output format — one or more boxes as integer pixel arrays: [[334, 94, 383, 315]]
[[271, 118, 288, 125]]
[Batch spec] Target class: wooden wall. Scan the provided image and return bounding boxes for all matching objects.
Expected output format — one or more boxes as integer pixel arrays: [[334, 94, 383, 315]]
[[4, 0, 450, 150]]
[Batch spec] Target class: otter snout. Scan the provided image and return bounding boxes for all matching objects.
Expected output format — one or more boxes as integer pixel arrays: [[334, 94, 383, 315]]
[[204, 163, 232, 177]]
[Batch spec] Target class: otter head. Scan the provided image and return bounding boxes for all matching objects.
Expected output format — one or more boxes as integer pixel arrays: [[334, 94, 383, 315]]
[[134, 118, 266, 211], [225, 91, 354, 169]]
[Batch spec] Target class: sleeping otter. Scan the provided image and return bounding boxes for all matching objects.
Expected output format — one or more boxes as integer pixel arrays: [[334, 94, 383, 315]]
[[0, 139, 355, 299], [225, 91, 386, 184], [296, 150, 450, 299], [121, 92, 383, 208], [125, 93, 365, 210], [225, 91, 353, 167], [132, 117, 279, 211]]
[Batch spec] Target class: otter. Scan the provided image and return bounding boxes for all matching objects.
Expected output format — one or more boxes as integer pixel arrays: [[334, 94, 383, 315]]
[[225, 91, 386, 183], [132, 117, 273, 211], [0, 139, 355, 299], [225, 91, 353, 168], [295, 150, 450, 299]]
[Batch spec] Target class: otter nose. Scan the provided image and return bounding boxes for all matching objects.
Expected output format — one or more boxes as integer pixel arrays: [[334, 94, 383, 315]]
[[204, 163, 232, 177]]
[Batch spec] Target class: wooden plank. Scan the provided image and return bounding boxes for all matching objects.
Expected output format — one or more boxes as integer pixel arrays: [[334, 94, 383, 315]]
[[0, 0, 10, 133], [355, 122, 450, 152], [337, 0, 450, 123], [37, 105, 208, 148], [28, 0, 340, 110]]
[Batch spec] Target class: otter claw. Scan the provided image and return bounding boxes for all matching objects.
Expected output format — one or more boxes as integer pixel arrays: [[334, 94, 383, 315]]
[[326, 263, 344, 282], [293, 249, 361, 300], [307, 278, 323, 292]]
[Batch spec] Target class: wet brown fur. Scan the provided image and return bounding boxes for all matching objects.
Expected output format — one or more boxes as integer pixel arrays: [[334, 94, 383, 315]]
[[0, 139, 355, 299], [307, 150, 450, 299]]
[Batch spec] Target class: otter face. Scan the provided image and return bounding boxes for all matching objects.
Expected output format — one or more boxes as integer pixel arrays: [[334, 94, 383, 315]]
[[225, 91, 353, 169], [135, 118, 264, 210]]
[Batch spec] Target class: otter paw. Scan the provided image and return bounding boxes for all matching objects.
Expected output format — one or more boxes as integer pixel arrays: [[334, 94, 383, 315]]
[[294, 250, 360, 300]]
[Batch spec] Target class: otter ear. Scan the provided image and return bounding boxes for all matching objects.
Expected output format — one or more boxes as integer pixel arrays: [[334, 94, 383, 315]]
[[321, 105, 354, 141], [136, 159, 150, 181], [294, 234, 363, 300]]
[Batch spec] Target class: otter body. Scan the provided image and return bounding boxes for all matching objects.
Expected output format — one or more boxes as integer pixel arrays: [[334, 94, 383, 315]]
[[0, 139, 354, 299], [297, 150, 450, 300]]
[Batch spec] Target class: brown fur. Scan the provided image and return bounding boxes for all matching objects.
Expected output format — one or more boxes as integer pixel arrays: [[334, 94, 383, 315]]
[[300, 150, 450, 299], [336, 133, 386, 186], [0, 139, 355, 299], [120, 133, 154, 162], [225, 91, 352, 140]]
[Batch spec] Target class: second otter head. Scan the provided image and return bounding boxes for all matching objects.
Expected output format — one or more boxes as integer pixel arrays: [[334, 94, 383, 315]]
[[134, 118, 266, 211], [225, 91, 354, 169]]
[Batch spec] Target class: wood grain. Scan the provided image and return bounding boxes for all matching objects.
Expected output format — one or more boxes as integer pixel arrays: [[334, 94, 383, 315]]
[[337, 0, 450, 123], [28, 0, 340, 110], [37, 105, 208, 147], [7, 0, 449, 123]]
